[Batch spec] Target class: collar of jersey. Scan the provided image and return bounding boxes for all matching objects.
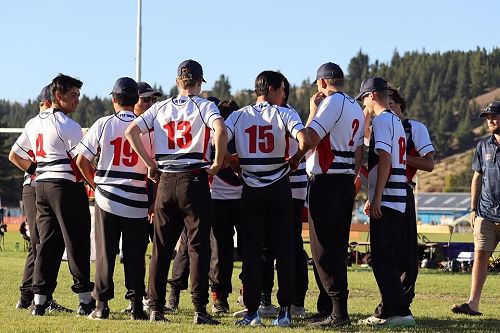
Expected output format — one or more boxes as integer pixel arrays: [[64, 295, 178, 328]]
[[173, 95, 193, 105], [253, 101, 271, 110], [115, 110, 137, 121]]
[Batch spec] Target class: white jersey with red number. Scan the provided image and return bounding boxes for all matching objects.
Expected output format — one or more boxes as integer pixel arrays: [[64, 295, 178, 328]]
[[11, 127, 36, 186], [402, 119, 435, 183], [210, 139, 243, 200], [76, 111, 152, 218], [225, 101, 305, 188], [368, 110, 407, 213], [307, 92, 364, 176], [135, 95, 222, 172], [284, 105, 307, 200], [21, 108, 83, 182]]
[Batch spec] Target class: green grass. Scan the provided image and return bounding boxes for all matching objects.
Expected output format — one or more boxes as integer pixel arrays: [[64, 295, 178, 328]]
[[1, 232, 500, 332]]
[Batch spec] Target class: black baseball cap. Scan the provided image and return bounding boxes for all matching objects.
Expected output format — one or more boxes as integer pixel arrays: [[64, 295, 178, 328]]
[[137, 82, 162, 98], [313, 62, 344, 84], [355, 76, 389, 101], [177, 59, 206, 82], [110, 77, 138, 94], [37, 84, 52, 102], [480, 101, 500, 117]]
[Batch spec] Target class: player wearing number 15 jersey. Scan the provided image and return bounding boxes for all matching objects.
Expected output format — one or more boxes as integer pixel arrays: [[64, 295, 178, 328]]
[[76, 77, 150, 321], [125, 59, 227, 325], [226, 71, 310, 327], [356, 77, 414, 328], [305, 62, 364, 328]]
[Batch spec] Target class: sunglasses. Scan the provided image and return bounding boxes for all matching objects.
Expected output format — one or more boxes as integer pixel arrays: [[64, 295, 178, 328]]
[[141, 97, 157, 103]]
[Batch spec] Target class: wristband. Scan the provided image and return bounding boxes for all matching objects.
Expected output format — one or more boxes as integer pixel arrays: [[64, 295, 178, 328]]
[[26, 162, 37, 176]]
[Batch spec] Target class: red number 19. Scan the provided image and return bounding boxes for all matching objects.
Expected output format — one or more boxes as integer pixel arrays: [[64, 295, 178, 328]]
[[110, 137, 138, 167]]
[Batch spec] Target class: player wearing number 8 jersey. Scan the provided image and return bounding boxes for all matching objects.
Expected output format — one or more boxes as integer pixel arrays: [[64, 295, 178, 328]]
[[76, 77, 150, 320], [357, 77, 414, 328], [305, 62, 364, 328], [125, 59, 227, 325], [226, 71, 310, 327]]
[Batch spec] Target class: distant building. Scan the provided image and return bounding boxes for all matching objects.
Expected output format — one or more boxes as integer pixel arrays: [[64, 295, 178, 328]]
[[416, 192, 470, 225]]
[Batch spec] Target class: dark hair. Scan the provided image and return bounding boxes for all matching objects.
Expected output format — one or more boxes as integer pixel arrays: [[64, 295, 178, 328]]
[[282, 75, 290, 106], [388, 88, 407, 112], [112, 92, 139, 107], [254, 70, 283, 97], [51, 73, 83, 101], [217, 100, 240, 119]]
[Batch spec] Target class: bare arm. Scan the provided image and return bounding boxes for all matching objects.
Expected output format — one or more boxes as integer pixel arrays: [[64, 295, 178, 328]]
[[8, 150, 33, 173], [289, 129, 311, 171], [407, 151, 434, 172], [125, 123, 158, 182], [207, 118, 228, 176], [370, 150, 391, 219], [76, 155, 96, 190], [470, 171, 482, 227], [354, 145, 364, 175]]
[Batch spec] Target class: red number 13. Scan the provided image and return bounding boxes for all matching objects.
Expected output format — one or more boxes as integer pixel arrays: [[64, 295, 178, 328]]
[[163, 121, 193, 149]]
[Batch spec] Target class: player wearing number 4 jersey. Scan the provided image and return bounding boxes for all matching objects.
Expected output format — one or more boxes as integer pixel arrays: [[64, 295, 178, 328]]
[[12, 74, 94, 316], [305, 62, 364, 328], [357, 77, 415, 328], [226, 71, 310, 327], [126, 59, 227, 325], [76, 77, 150, 321]]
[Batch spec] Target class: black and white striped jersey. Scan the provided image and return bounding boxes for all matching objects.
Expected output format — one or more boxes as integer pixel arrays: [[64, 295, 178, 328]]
[[284, 105, 307, 200], [210, 140, 243, 200], [20, 108, 83, 182], [11, 129, 36, 186], [225, 101, 305, 188], [368, 110, 407, 213], [77, 110, 152, 218], [135, 95, 222, 173], [307, 92, 364, 175]]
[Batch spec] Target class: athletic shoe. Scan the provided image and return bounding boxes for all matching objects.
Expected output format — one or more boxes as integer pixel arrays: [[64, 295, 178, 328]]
[[46, 299, 72, 313], [31, 304, 47, 316], [258, 303, 279, 318], [309, 314, 351, 327], [235, 312, 262, 326], [120, 303, 132, 314], [358, 315, 387, 325], [77, 299, 96, 316], [290, 305, 306, 318], [306, 311, 330, 323], [16, 298, 32, 310], [131, 300, 148, 320], [233, 308, 248, 318], [193, 311, 220, 325], [211, 298, 229, 314], [379, 315, 416, 328], [272, 308, 292, 327], [87, 307, 110, 320], [149, 310, 168, 322]]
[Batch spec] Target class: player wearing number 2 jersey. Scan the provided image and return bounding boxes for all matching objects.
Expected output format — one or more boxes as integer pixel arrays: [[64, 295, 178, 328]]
[[14, 74, 94, 316], [305, 62, 364, 328], [357, 77, 414, 328], [125, 59, 227, 325], [76, 77, 150, 321], [226, 71, 310, 327]]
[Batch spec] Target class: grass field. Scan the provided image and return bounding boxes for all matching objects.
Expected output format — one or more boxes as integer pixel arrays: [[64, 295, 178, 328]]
[[1, 232, 500, 332]]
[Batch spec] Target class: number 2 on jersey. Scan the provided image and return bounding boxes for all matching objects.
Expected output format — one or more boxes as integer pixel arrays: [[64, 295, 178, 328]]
[[163, 121, 192, 149], [398, 137, 406, 165], [110, 137, 138, 167], [348, 119, 360, 147], [35, 133, 46, 157], [245, 125, 274, 153]]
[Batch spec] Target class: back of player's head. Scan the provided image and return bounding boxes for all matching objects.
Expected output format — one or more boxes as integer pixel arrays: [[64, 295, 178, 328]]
[[314, 62, 344, 87], [218, 100, 240, 119], [51, 74, 83, 101], [111, 77, 139, 107], [255, 71, 283, 97], [282, 75, 290, 106], [388, 88, 406, 113], [176, 59, 206, 89]]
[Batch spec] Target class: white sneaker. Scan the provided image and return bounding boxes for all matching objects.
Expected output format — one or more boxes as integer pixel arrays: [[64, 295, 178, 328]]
[[258, 304, 279, 318], [290, 305, 306, 318], [358, 315, 387, 325], [378, 315, 415, 328], [235, 312, 262, 326], [233, 308, 248, 318]]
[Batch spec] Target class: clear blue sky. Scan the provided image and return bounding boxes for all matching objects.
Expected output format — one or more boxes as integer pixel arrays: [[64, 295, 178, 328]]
[[1, 0, 498, 103]]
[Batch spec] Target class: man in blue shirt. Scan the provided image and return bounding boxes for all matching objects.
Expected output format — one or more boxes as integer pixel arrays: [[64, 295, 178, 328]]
[[452, 101, 500, 316]]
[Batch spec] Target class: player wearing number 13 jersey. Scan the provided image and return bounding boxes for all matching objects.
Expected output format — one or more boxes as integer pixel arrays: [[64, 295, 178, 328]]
[[76, 78, 150, 320], [305, 62, 364, 328], [226, 71, 310, 327], [125, 60, 227, 325]]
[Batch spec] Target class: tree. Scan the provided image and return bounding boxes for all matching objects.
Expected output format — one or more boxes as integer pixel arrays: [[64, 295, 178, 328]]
[[212, 74, 232, 100]]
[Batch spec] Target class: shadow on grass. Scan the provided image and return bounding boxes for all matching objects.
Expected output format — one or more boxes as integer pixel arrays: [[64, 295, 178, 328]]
[[414, 316, 500, 332]]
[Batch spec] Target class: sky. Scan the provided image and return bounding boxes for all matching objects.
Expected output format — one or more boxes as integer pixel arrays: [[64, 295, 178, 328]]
[[0, 0, 498, 103]]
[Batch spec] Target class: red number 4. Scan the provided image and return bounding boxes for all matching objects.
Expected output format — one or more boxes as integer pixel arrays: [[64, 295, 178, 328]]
[[245, 125, 274, 153]]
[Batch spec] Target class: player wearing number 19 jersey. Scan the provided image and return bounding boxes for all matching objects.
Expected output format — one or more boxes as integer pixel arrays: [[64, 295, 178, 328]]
[[76, 78, 150, 321], [226, 71, 309, 327], [357, 77, 414, 328], [125, 59, 227, 325], [305, 62, 364, 328]]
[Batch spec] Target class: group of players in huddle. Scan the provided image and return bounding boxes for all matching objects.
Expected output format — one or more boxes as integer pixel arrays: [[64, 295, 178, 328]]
[[9, 59, 435, 328]]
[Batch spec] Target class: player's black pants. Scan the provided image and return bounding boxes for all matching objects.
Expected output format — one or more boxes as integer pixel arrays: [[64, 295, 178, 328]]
[[370, 206, 412, 318], [240, 176, 295, 314], [19, 184, 39, 302], [32, 181, 93, 296], [168, 228, 190, 291], [292, 198, 308, 307], [148, 171, 212, 312], [93, 205, 149, 302], [308, 174, 355, 318], [210, 199, 240, 298], [374, 185, 417, 317]]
